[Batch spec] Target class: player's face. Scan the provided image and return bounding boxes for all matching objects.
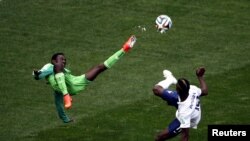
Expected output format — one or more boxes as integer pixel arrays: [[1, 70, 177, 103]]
[[55, 55, 66, 67]]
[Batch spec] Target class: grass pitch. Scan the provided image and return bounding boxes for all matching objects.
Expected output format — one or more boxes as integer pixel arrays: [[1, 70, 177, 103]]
[[0, 0, 249, 141]]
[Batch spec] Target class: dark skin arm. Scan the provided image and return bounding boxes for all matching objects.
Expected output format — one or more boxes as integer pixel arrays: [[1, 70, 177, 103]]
[[181, 128, 189, 141], [196, 67, 208, 97]]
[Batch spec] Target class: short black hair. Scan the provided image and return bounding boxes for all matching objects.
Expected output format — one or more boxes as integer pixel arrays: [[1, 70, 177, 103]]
[[51, 53, 64, 61], [177, 78, 190, 94]]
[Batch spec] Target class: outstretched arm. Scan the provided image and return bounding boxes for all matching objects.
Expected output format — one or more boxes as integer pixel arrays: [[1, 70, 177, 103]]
[[196, 67, 208, 96], [33, 63, 54, 80]]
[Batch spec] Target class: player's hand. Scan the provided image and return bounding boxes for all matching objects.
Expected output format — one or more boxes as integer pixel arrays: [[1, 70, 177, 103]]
[[196, 67, 205, 77], [33, 69, 41, 80]]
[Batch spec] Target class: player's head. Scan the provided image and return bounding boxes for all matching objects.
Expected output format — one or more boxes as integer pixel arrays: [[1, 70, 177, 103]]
[[176, 78, 190, 96], [51, 53, 66, 66]]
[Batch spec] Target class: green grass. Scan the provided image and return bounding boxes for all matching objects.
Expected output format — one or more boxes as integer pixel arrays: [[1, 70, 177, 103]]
[[0, 0, 250, 140]]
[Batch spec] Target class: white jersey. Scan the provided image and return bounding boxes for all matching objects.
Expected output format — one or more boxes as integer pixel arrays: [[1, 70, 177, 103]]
[[176, 85, 202, 129]]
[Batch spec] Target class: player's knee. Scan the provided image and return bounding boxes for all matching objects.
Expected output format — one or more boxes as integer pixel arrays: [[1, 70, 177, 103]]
[[152, 85, 163, 96], [97, 64, 107, 71]]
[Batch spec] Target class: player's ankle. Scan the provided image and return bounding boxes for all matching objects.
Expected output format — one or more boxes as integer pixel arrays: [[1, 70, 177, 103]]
[[122, 46, 130, 52]]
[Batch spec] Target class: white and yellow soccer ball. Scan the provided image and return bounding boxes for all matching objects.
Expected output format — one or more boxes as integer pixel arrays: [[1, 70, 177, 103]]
[[155, 15, 172, 33]]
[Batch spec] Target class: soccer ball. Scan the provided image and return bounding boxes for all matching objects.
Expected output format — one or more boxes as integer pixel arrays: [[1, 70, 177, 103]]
[[155, 15, 172, 33]]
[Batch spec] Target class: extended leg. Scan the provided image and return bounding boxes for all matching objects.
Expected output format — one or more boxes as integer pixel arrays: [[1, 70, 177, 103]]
[[153, 70, 177, 96], [85, 64, 107, 81], [155, 119, 181, 141], [153, 70, 178, 108], [85, 35, 136, 81]]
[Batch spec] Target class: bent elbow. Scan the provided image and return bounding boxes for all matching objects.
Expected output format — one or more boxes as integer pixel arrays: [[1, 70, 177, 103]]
[[201, 89, 208, 96]]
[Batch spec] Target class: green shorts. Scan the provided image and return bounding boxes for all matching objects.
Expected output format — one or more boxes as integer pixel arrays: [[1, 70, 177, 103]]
[[67, 74, 92, 95], [48, 74, 92, 95]]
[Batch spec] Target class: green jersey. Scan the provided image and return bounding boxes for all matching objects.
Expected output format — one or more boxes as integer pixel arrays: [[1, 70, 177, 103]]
[[37, 63, 91, 95]]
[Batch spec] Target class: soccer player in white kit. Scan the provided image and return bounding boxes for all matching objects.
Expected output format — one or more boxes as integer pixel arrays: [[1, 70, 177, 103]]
[[152, 67, 208, 141]]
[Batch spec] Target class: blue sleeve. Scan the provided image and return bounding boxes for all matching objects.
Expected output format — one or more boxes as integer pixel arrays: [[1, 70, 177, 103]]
[[54, 92, 72, 123]]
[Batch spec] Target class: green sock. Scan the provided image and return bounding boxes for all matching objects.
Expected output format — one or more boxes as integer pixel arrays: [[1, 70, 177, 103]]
[[104, 49, 125, 68]]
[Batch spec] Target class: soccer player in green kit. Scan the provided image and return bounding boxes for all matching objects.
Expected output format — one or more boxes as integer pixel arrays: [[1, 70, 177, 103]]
[[33, 35, 136, 123]]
